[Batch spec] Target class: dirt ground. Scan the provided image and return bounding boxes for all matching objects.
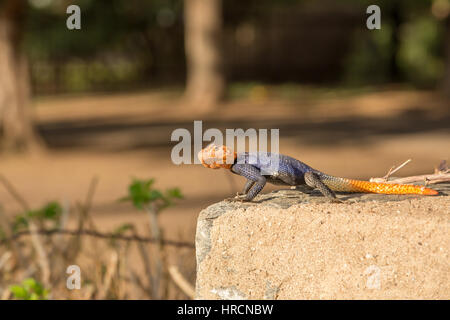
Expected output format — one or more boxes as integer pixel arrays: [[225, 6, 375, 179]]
[[1, 87, 449, 297]]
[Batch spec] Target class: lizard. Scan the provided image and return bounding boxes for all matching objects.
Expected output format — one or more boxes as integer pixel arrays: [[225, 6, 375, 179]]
[[197, 144, 439, 202]]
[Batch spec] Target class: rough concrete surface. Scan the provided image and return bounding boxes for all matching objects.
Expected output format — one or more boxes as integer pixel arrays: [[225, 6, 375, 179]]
[[195, 184, 450, 299]]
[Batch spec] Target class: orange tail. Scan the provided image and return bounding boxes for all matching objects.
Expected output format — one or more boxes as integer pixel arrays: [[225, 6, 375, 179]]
[[321, 175, 439, 195], [344, 178, 439, 195]]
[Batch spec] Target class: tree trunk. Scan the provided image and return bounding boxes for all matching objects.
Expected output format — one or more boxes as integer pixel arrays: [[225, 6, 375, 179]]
[[183, 0, 225, 110], [442, 16, 450, 97], [0, 0, 41, 152], [389, 1, 402, 83]]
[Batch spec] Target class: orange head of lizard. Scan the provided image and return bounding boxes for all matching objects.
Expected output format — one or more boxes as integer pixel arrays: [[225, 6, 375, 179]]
[[197, 144, 237, 169]]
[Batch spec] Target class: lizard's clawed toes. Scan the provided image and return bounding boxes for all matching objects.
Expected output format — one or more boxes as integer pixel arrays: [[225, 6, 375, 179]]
[[225, 194, 250, 202]]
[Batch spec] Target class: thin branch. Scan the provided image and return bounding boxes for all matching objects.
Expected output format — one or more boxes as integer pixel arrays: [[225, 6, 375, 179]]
[[77, 176, 99, 231], [0, 251, 12, 271], [436, 160, 449, 174], [146, 204, 162, 299], [372, 173, 450, 185], [383, 159, 412, 179], [66, 177, 99, 263], [0, 228, 195, 248], [81, 284, 95, 300], [129, 270, 149, 298], [83, 176, 99, 215], [0, 174, 30, 211], [129, 225, 154, 298], [54, 199, 71, 253], [0, 175, 51, 286], [28, 221, 51, 287], [168, 265, 195, 299], [370, 159, 450, 185], [0, 207, 26, 267], [97, 251, 118, 299]]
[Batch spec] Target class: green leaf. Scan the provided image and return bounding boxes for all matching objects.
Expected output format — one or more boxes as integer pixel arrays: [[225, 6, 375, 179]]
[[13, 215, 29, 232], [113, 223, 134, 235], [118, 196, 131, 202], [148, 190, 163, 201], [166, 188, 183, 199], [29, 293, 39, 300], [13, 202, 63, 231], [9, 278, 48, 300], [22, 278, 38, 288], [144, 179, 155, 189], [41, 202, 62, 220], [9, 285, 29, 299], [120, 178, 183, 213]]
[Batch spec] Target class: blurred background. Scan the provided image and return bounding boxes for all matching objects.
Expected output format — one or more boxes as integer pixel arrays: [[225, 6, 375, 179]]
[[0, 0, 449, 299]]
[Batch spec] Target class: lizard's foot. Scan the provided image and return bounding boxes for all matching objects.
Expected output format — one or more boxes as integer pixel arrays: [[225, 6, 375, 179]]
[[225, 194, 250, 202], [330, 198, 344, 204]]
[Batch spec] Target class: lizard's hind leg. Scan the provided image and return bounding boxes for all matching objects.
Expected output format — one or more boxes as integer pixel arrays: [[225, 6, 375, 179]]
[[304, 171, 341, 202]]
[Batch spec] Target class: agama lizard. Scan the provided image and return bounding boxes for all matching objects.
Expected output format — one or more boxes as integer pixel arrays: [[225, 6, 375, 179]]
[[197, 144, 439, 202]]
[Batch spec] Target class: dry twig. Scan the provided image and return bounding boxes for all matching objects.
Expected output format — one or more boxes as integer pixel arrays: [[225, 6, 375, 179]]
[[168, 265, 195, 299], [0, 251, 12, 271], [97, 251, 119, 299], [28, 221, 51, 287], [370, 159, 450, 185], [0, 175, 30, 211], [0, 174, 51, 287], [0, 228, 194, 248]]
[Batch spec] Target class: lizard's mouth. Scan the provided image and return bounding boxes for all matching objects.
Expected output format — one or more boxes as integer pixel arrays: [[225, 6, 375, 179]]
[[198, 144, 236, 169]]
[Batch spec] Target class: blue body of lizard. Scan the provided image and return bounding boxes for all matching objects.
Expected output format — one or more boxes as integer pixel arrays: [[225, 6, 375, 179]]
[[230, 152, 337, 201]]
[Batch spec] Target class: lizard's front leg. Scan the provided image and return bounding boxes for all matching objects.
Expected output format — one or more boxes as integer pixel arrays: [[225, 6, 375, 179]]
[[236, 179, 255, 196], [229, 179, 255, 201], [228, 164, 266, 202]]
